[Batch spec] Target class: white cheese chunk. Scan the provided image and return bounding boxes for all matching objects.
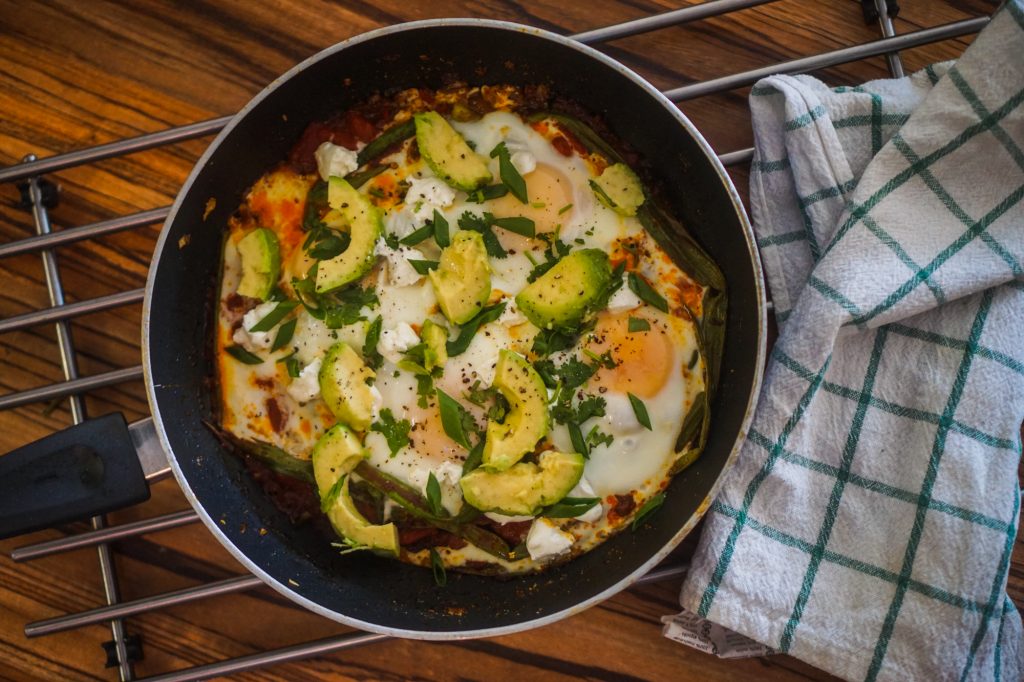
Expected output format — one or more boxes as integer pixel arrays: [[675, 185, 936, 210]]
[[607, 277, 643, 313], [374, 240, 425, 287], [314, 142, 358, 182], [510, 150, 537, 176], [232, 301, 279, 351], [377, 321, 420, 364], [526, 518, 575, 561], [497, 297, 527, 326], [286, 358, 322, 403], [404, 176, 456, 222]]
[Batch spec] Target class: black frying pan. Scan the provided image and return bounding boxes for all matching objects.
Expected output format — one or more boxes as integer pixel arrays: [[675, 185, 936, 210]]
[[1, 19, 765, 638]]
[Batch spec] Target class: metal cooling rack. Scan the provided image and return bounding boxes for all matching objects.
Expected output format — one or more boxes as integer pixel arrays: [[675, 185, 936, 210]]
[[0, 1, 988, 679]]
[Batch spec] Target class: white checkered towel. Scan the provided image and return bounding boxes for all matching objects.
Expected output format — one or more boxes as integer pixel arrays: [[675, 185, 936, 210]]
[[670, 2, 1024, 680]]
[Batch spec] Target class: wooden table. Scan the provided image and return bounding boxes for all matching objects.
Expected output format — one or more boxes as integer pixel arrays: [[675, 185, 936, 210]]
[[0, 1, 1013, 680]]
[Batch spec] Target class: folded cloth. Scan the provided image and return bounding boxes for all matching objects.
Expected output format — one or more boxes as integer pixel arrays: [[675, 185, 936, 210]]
[[674, 2, 1024, 680]]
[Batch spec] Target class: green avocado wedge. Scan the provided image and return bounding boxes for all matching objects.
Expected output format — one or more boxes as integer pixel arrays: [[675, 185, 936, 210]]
[[515, 249, 611, 330], [460, 451, 585, 516], [236, 228, 281, 301], [310, 424, 366, 500], [318, 342, 376, 432], [429, 231, 492, 325], [482, 350, 550, 471], [414, 111, 492, 191], [323, 475, 399, 556], [314, 176, 383, 294]]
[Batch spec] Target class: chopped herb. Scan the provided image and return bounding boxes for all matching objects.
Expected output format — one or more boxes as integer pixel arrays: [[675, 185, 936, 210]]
[[544, 496, 600, 518], [367, 186, 387, 199], [568, 421, 588, 458], [466, 184, 509, 203], [426, 472, 444, 517], [575, 395, 607, 422], [582, 348, 616, 369], [631, 492, 666, 530], [302, 180, 329, 232], [530, 327, 577, 358], [249, 300, 299, 333], [627, 392, 653, 430], [445, 302, 506, 357], [458, 211, 507, 259], [531, 201, 546, 209], [429, 547, 447, 586], [628, 316, 651, 333], [526, 232, 572, 283], [490, 142, 528, 203], [285, 356, 302, 378], [557, 203, 573, 215], [332, 538, 371, 556], [461, 440, 485, 476], [270, 318, 297, 351], [363, 316, 383, 370], [323, 286, 379, 328], [589, 178, 617, 208], [558, 358, 597, 392], [226, 345, 263, 365], [370, 408, 411, 458], [628, 272, 669, 312], [356, 119, 415, 166], [465, 380, 509, 422], [586, 425, 614, 449], [492, 216, 535, 237], [399, 223, 434, 246], [383, 231, 400, 249], [688, 349, 700, 369], [308, 232, 350, 260], [408, 259, 440, 275], [436, 389, 479, 450], [432, 209, 450, 248]]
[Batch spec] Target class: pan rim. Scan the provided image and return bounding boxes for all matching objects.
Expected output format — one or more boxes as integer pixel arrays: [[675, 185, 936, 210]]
[[142, 17, 767, 640]]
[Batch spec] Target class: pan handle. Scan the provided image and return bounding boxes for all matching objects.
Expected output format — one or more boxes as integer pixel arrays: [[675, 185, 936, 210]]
[[0, 413, 165, 540]]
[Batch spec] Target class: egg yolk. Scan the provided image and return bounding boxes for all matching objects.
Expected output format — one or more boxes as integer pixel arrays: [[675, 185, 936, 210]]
[[488, 163, 574, 250], [406, 400, 481, 462], [585, 311, 674, 399]]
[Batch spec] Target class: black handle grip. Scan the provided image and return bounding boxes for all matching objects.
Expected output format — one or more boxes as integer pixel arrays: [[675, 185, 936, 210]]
[[0, 413, 150, 540]]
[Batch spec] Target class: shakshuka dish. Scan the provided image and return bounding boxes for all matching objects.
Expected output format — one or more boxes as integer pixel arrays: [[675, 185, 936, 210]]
[[214, 83, 725, 577]]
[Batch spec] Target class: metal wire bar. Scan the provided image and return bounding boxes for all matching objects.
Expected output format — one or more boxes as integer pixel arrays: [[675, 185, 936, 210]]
[[0, 288, 144, 335], [719, 148, 755, 167], [24, 156, 134, 680], [571, 0, 777, 44], [0, 207, 169, 259], [665, 16, 986, 101], [24, 575, 263, 637], [140, 632, 390, 682], [131, 560, 689, 681], [10, 510, 199, 562], [0, 117, 232, 185], [874, 0, 906, 77], [0, 365, 143, 411]]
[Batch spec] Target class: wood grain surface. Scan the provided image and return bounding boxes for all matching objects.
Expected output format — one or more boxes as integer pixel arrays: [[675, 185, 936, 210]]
[[0, 1, 1013, 680]]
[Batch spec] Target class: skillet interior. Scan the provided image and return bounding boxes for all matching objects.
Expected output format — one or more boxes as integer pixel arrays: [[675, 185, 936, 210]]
[[145, 20, 764, 637]]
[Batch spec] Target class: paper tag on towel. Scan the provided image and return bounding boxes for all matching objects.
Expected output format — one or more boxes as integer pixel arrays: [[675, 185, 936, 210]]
[[661, 610, 774, 659]]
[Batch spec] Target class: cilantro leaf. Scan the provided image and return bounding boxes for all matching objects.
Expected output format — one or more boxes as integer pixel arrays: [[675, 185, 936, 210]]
[[490, 142, 528, 203], [370, 408, 411, 458]]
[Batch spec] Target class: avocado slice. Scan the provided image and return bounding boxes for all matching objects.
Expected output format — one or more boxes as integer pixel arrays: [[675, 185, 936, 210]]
[[414, 111, 492, 191], [236, 227, 281, 301], [311, 424, 366, 500], [323, 475, 399, 556], [591, 163, 645, 216], [515, 249, 612, 330], [318, 342, 376, 432], [428, 231, 492, 325], [315, 176, 383, 294], [460, 451, 585, 516], [482, 350, 550, 471], [420, 319, 448, 371]]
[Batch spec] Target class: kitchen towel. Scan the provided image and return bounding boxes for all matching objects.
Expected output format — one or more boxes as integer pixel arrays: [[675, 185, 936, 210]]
[[671, 1, 1024, 680]]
